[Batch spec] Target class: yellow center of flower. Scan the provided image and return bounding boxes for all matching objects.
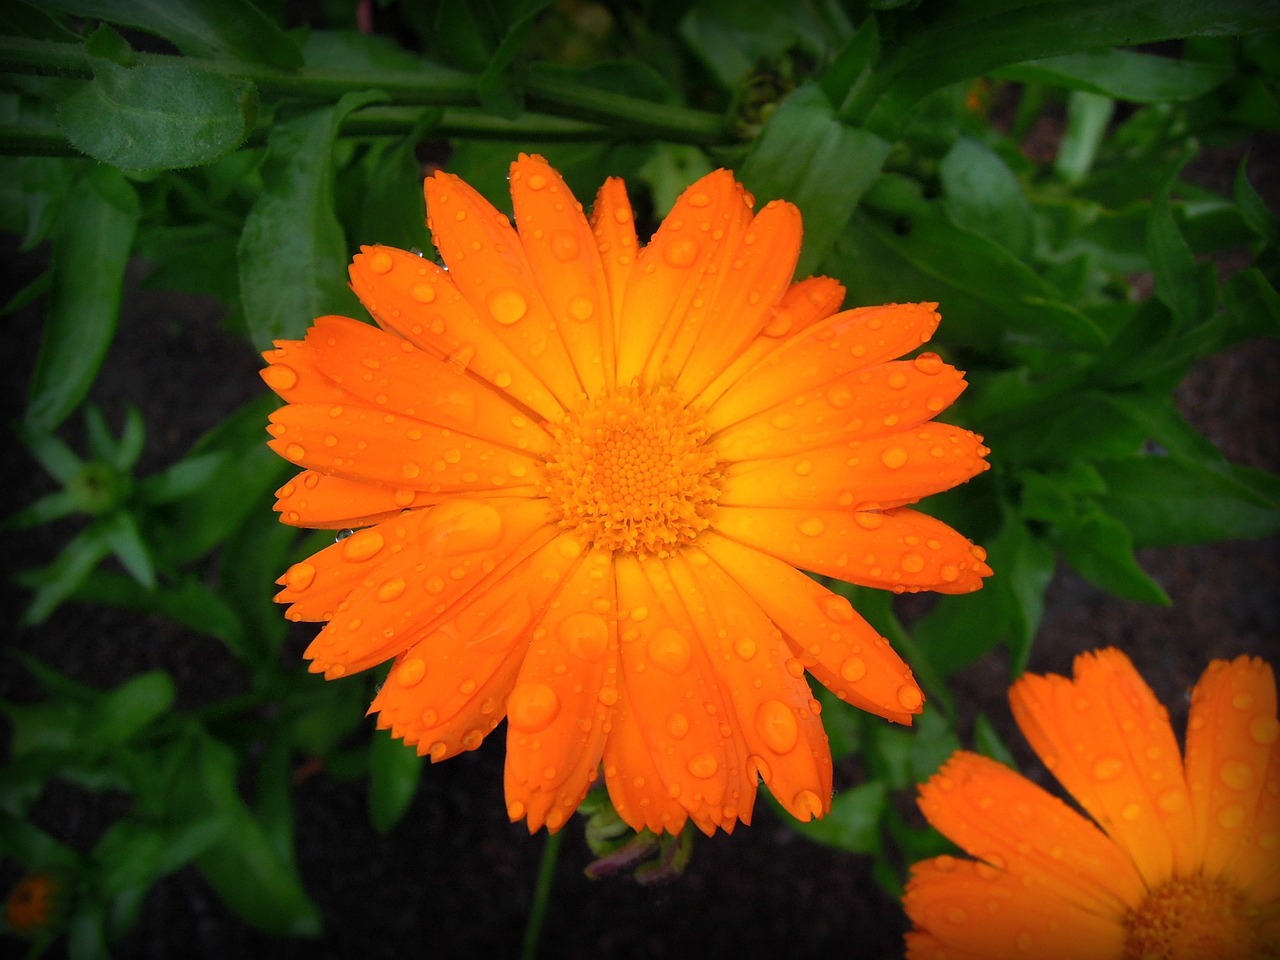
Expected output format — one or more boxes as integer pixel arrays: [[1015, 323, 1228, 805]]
[[544, 385, 721, 556], [1122, 874, 1278, 960]]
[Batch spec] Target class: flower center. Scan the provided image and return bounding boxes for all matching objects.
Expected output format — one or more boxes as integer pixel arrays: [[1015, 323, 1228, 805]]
[[1122, 874, 1278, 960], [544, 385, 721, 557]]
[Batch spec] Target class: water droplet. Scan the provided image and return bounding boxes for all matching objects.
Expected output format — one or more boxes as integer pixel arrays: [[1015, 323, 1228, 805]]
[[1016, 931, 1034, 953], [557, 612, 609, 661], [733, 637, 756, 660], [429, 501, 504, 555], [945, 906, 969, 925], [597, 686, 618, 706], [901, 552, 925, 573], [897, 684, 923, 711], [687, 191, 710, 208], [770, 413, 796, 430], [1092, 756, 1124, 782], [1219, 803, 1245, 829], [410, 282, 435, 303], [507, 800, 526, 820], [881, 446, 908, 469], [1219, 760, 1254, 791], [1250, 715, 1279, 744], [854, 509, 884, 530], [840, 656, 866, 682], [284, 562, 316, 591], [797, 516, 826, 537], [666, 712, 689, 738], [1157, 788, 1186, 814], [377, 577, 406, 602], [793, 789, 823, 820], [827, 385, 853, 408], [284, 442, 306, 461], [461, 729, 483, 750], [648, 628, 692, 674], [820, 594, 855, 624], [263, 364, 298, 391], [402, 462, 421, 479], [1232, 692, 1254, 710], [508, 682, 560, 732], [687, 753, 718, 778], [888, 371, 908, 389], [488, 289, 528, 325], [527, 173, 547, 190], [395, 658, 426, 687], [793, 459, 813, 476], [550, 230, 579, 261], [755, 700, 799, 753], [663, 237, 699, 268], [342, 529, 385, 562], [568, 295, 594, 320], [1121, 802, 1142, 822], [367, 250, 393, 274]]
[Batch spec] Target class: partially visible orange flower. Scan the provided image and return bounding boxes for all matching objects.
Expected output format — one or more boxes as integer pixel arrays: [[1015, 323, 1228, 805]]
[[263, 153, 991, 836], [904, 648, 1280, 959], [4, 872, 58, 936]]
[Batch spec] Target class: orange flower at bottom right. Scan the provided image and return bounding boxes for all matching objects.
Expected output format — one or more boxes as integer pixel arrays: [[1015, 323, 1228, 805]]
[[904, 648, 1279, 960]]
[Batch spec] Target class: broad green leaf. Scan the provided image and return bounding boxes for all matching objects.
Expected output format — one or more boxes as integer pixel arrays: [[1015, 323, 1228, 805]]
[[1235, 156, 1280, 245], [1095, 457, 1280, 547], [637, 143, 714, 216], [98, 510, 156, 588], [31, 0, 302, 67], [93, 816, 226, 897], [87, 671, 174, 747], [368, 730, 424, 834], [1147, 170, 1206, 328], [1056, 503, 1170, 604], [1054, 91, 1114, 184], [781, 781, 886, 853], [938, 136, 1033, 257], [16, 422, 82, 483], [994, 49, 1232, 102], [740, 84, 891, 276], [217, 504, 296, 664], [238, 93, 383, 349], [58, 59, 258, 170], [1222, 267, 1280, 339], [477, 0, 551, 117], [71, 570, 247, 653], [26, 163, 139, 432], [339, 137, 431, 253], [137, 451, 228, 504], [20, 525, 113, 625]]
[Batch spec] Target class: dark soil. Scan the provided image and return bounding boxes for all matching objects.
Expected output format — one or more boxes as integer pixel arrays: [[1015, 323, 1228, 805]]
[[2, 207, 1277, 960]]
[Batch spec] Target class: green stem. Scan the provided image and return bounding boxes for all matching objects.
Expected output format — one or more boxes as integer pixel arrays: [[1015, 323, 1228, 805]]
[[520, 828, 563, 960]]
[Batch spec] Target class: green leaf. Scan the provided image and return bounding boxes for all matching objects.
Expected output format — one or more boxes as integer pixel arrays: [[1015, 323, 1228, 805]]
[[32, 0, 302, 67], [25, 163, 139, 432], [973, 713, 1017, 766], [98, 510, 156, 588], [368, 730, 424, 834], [1095, 457, 1280, 547], [938, 136, 1033, 257], [1235, 155, 1280, 245], [217, 507, 295, 663], [1147, 171, 1205, 328], [1056, 502, 1170, 604], [87, 671, 174, 746], [20, 525, 114, 625], [476, 0, 551, 117], [994, 49, 1233, 102], [1054, 91, 1114, 184], [70, 570, 247, 652], [740, 84, 891, 276], [93, 816, 226, 898], [58, 59, 258, 170], [16, 422, 82, 483], [137, 451, 228, 504], [781, 781, 886, 853], [238, 93, 383, 349]]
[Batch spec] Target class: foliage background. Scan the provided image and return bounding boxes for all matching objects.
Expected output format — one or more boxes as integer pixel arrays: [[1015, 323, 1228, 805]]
[[1, 0, 1277, 958]]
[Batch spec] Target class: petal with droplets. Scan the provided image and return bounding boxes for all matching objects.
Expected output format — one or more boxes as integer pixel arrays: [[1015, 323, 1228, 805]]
[[587, 175, 637, 345], [274, 470, 441, 529]]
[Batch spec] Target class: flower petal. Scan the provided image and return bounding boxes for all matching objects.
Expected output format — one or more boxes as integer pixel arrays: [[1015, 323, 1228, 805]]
[[301, 498, 556, 675], [697, 531, 922, 724], [274, 470, 440, 529], [918, 752, 1146, 918], [672, 199, 802, 400], [261, 332, 349, 404], [603, 687, 691, 836], [505, 546, 618, 833], [302, 314, 552, 455], [349, 244, 566, 420], [424, 171, 586, 409], [615, 169, 752, 387], [1184, 655, 1279, 881], [1009, 648, 1197, 888], [266, 402, 543, 492], [612, 554, 744, 835], [711, 504, 991, 595], [903, 856, 1126, 960], [706, 301, 941, 432], [587, 174, 638, 346], [695, 275, 846, 410], [711, 356, 968, 460], [718, 423, 989, 511], [675, 549, 832, 824], [368, 531, 587, 762], [510, 153, 613, 396]]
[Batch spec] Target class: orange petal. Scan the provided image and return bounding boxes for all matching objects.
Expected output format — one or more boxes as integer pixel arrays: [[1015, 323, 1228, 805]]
[[711, 356, 968, 460], [587, 175, 638, 348], [903, 856, 1126, 960], [706, 301, 941, 432], [602, 686, 691, 836], [672, 199, 803, 399], [918, 752, 1146, 917], [368, 531, 587, 762], [611, 554, 742, 836], [718, 423, 989, 511], [1236, 728, 1280, 904], [261, 333, 350, 405], [673, 550, 831, 824], [302, 498, 556, 675], [266, 402, 543, 493], [504, 547, 618, 833], [303, 314, 551, 454], [349, 244, 566, 420], [1009, 648, 1197, 888], [1184, 655, 1279, 881], [695, 275, 846, 410], [510, 153, 613, 396], [274, 470, 441, 529], [614, 169, 752, 387], [697, 531, 921, 724], [710, 504, 991, 595], [424, 172, 585, 409]]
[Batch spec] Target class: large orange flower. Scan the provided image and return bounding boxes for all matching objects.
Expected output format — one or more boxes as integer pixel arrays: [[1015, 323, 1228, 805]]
[[262, 153, 991, 836], [904, 648, 1280, 959]]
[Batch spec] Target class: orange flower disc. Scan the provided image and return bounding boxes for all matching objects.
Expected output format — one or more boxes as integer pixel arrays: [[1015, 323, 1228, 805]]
[[263, 153, 992, 835]]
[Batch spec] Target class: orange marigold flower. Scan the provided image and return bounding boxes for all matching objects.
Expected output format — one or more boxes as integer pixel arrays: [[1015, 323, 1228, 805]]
[[263, 153, 991, 836], [904, 648, 1280, 959], [4, 872, 58, 936]]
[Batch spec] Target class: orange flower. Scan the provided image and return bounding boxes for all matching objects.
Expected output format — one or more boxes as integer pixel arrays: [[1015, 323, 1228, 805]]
[[263, 154, 991, 836], [904, 648, 1280, 959], [4, 872, 58, 936]]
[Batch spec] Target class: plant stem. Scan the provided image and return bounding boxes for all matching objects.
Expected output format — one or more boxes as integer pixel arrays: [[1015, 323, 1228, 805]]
[[520, 828, 563, 960]]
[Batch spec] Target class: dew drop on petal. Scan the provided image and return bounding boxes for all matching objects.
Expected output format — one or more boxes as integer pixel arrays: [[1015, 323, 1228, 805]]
[[527, 173, 547, 190], [550, 230, 580, 261], [342, 529, 385, 562], [897, 684, 923, 711], [568, 296, 594, 321], [755, 700, 799, 754], [557, 612, 609, 662], [913, 352, 944, 375], [1250, 715, 1279, 744], [663, 237, 699, 268], [488, 289, 528, 325], [733, 637, 756, 660], [394, 658, 426, 687], [840, 656, 866, 683], [263, 364, 298, 391], [508, 800, 526, 820], [881, 446, 909, 469], [688, 191, 710, 208], [687, 753, 718, 778], [461, 729, 483, 751], [1157, 788, 1186, 814], [507, 682, 560, 732], [793, 789, 823, 820], [284, 562, 316, 591], [797, 516, 826, 537], [367, 250, 393, 274], [1219, 760, 1254, 791], [285, 442, 306, 461], [819, 594, 855, 624], [648, 628, 692, 674], [901, 552, 925, 573], [666, 712, 689, 738], [410, 282, 436, 303], [1092, 756, 1124, 782], [377, 577, 407, 602]]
